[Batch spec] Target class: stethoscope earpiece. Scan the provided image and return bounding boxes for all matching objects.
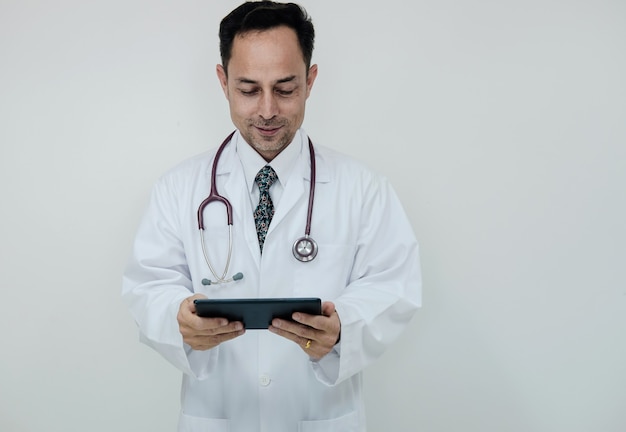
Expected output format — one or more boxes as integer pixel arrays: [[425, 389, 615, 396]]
[[201, 272, 244, 286]]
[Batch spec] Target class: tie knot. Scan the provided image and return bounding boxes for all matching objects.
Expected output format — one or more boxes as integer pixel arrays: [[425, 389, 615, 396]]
[[255, 165, 278, 193]]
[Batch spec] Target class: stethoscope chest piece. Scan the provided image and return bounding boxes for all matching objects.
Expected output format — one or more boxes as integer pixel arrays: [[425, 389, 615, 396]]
[[293, 236, 318, 262]]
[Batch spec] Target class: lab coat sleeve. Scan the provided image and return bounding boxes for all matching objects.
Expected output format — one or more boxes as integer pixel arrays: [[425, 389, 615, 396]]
[[311, 175, 421, 385], [122, 175, 216, 379]]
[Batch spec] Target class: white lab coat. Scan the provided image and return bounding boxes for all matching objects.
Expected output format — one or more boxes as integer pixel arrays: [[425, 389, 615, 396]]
[[123, 129, 421, 432]]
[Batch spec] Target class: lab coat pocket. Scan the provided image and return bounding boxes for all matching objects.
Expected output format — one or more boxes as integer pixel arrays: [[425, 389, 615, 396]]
[[178, 413, 230, 432], [298, 410, 360, 432], [294, 244, 354, 299]]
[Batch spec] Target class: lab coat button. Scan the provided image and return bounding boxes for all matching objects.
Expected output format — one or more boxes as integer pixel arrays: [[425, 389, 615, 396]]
[[259, 374, 271, 386]]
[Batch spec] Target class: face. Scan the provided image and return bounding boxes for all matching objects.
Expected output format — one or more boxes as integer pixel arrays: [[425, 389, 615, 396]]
[[217, 26, 318, 161]]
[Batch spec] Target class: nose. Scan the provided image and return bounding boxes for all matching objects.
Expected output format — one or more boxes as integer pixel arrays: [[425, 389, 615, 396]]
[[258, 92, 279, 120]]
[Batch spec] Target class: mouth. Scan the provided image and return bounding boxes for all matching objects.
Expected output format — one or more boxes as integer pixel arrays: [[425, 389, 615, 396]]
[[254, 125, 283, 137]]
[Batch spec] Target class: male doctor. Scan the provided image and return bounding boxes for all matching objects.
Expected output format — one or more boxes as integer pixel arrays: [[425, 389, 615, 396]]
[[123, 2, 421, 431]]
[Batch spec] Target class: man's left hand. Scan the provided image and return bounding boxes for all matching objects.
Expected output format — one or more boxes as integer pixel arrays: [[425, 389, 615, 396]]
[[269, 301, 341, 360]]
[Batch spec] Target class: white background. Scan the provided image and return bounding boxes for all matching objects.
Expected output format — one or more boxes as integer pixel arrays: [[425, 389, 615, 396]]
[[1, 1, 625, 431]]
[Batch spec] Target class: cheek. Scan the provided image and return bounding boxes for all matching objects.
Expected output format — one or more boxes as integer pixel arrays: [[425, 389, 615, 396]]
[[229, 97, 255, 119], [281, 97, 306, 116]]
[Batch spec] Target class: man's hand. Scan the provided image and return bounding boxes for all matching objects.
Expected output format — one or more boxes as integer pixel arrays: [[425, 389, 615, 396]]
[[268, 301, 341, 360], [177, 294, 245, 350]]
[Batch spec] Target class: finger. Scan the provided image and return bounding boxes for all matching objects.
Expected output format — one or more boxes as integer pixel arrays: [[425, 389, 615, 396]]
[[292, 301, 337, 330], [187, 326, 245, 351], [186, 319, 243, 337], [321, 301, 336, 317], [292, 311, 340, 349], [269, 323, 332, 360], [271, 317, 319, 339], [178, 295, 208, 327], [292, 311, 336, 334], [269, 321, 317, 345], [291, 312, 322, 331], [186, 293, 208, 314]]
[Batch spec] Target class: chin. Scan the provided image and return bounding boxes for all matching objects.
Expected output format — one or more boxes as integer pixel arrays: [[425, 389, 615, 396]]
[[255, 133, 290, 149]]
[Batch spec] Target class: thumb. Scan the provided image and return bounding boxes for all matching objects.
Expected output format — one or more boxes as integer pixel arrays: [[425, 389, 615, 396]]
[[321, 301, 336, 317], [185, 293, 208, 313]]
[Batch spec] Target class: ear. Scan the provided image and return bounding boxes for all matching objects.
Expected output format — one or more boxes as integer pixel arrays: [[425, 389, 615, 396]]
[[305, 64, 318, 98], [216, 64, 229, 99]]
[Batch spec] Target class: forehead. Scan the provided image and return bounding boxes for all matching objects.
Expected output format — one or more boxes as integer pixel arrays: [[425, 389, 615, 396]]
[[228, 26, 307, 79]]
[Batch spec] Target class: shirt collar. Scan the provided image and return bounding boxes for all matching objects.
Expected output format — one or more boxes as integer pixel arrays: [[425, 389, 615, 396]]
[[235, 130, 303, 193]]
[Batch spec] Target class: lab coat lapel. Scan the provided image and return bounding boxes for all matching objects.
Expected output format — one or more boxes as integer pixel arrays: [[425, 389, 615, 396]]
[[268, 161, 305, 233], [219, 144, 261, 266], [268, 140, 330, 234]]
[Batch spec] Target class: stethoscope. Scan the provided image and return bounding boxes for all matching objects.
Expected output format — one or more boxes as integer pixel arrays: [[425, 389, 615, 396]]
[[198, 132, 318, 286]]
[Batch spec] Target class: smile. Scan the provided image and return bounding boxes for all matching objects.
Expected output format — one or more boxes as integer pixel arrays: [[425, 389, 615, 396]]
[[255, 126, 283, 137]]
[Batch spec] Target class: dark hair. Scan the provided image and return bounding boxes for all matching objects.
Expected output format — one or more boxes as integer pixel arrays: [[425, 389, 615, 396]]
[[219, 1, 315, 73]]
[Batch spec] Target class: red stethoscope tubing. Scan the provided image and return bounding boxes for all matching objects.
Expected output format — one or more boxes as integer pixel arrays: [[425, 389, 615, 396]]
[[197, 131, 237, 229]]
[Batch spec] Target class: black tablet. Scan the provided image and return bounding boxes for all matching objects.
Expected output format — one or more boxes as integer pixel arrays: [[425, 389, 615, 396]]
[[193, 297, 321, 329]]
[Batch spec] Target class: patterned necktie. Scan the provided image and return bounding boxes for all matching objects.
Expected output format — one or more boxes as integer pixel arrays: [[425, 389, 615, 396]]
[[254, 165, 278, 253]]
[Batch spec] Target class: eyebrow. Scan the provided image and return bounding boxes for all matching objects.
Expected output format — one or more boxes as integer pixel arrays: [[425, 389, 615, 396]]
[[236, 75, 298, 85]]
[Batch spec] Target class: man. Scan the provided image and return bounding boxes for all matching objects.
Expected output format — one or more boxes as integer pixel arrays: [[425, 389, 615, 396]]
[[123, 2, 421, 431]]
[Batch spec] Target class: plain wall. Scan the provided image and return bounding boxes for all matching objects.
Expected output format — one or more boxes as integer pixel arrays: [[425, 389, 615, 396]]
[[1, 0, 625, 431]]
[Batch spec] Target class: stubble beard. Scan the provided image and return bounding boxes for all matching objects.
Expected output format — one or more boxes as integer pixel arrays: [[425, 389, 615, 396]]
[[243, 119, 295, 158]]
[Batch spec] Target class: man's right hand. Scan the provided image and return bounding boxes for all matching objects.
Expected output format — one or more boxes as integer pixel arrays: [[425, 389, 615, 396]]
[[177, 294, 245, 350]]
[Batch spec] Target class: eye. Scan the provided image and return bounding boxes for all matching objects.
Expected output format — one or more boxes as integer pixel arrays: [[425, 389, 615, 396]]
[[239, 89, 259, 96], [276, 89, 294, 96]]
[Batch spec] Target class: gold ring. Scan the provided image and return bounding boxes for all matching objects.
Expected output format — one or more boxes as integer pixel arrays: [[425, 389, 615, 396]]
[[305, 340, 312, 349]]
